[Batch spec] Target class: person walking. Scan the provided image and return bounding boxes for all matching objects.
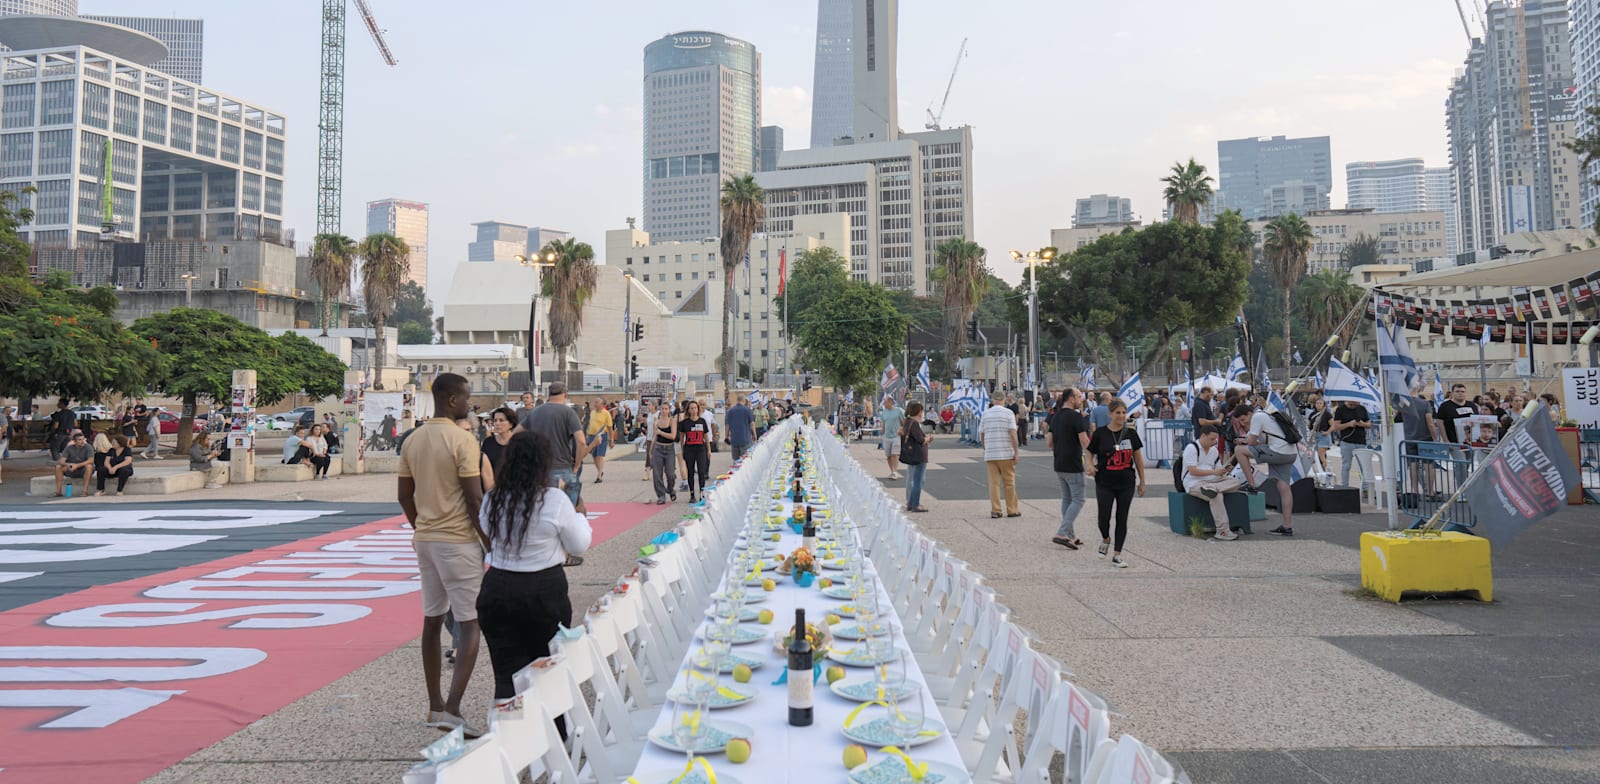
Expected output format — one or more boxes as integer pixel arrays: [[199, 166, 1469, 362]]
[[0, 405, 10, 484], [1088, 391, 1112, 429], [899, 401, 932, 512], [1181, 425, 1240, 540], [144, 407, 162, 459], [880, 397, 906, 480], [475, 430, 592, 709], [480, 407, 517, 479], [1047, 387, 1091, 549], [397, 373, 487, 738], [522, 382, 591, 514], [679, 399, 712, 502], [1329, 399, 1372, 487], [725, 396, 755, 462], [586, 397, 613, 483], [1086, 399, 1145, 568], [979, 397, 1021, 518], [650, 401, 679, 504], [96, 435, 135, 496]]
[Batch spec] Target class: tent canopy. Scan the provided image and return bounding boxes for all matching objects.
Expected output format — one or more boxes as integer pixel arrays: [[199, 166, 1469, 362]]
[[1379, 246, 1600, 289], [1169, 374, 1252, 395]]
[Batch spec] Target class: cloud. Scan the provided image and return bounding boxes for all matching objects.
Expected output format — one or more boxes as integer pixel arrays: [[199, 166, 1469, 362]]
[[762, 85, 812, 144]]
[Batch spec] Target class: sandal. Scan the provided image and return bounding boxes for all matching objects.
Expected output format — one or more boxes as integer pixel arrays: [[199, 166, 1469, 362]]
[[909, 506, 929, 513], [991, 512, 1001, 519], [563, 555, 584, 567]]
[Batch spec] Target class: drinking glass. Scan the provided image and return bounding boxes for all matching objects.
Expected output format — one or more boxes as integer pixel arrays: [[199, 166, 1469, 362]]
[[890, 688, 927, 747], [876, 647, 909, 700], [671, 697, 709, 764], [685, 657, 718, 703]]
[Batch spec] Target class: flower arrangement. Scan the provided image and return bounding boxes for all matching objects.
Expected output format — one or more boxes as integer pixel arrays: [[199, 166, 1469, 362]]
[[778, 546, 817, 578]]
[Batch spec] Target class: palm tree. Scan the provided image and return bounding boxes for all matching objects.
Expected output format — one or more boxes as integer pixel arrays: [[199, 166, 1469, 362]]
[[540, 237, 598, 381], [719, 174, 765, 396], [357, 233, 410, 390], [932, 237, 989, 374], [1296, 268, 1365, 347], [309, 233, 356, 337], [1262, 213, 1315, 375], [1161, 158, 1214, 225]]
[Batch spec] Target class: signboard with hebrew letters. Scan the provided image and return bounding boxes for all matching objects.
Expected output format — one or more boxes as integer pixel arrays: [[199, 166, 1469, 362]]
[[1562, 368, 1600, 429]]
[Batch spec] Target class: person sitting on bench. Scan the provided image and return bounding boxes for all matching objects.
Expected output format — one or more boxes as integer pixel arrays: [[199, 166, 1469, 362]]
[[1181, 425, 1241, 541], [283, 425, 307, 464]]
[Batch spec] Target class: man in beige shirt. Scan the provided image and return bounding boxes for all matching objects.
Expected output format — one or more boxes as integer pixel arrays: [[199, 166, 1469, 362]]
[[398, 373, 486, 737]]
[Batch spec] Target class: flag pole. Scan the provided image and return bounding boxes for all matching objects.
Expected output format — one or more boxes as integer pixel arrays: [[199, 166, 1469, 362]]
[[1375, 302, 1400, 532]]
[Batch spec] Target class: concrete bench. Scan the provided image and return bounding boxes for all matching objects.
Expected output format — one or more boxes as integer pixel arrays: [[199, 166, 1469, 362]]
[[1166, 490, 1255, 536], [256, 460, 344, 482], [29, 464, 221, 497]]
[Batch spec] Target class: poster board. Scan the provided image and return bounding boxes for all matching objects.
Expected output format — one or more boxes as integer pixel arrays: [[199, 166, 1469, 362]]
[[1561, 367, 1600, 428]]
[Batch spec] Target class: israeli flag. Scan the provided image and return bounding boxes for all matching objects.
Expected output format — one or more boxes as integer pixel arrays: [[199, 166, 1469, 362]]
[[1376, 318, 1417, 393], [915, 357, 931, 392], [1117, 373, 1146, 416], [1025, 365, 1036, 392], [1433, 372, 1444, 403], [1226, 353, 1248, 380], [1079, 365, 1096, 389], [1324, 357, 1383, 415], [1265, 389, 1307, 482], [1314, 369, 1326, 390], [748, 390, 765, 407]]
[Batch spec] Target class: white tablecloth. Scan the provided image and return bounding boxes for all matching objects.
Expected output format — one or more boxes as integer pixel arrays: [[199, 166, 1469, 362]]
[[628, 494, 967, 783]]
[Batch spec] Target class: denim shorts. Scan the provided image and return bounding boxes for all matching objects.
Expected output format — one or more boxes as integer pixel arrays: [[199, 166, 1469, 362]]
[[550, 468, 581, 506]]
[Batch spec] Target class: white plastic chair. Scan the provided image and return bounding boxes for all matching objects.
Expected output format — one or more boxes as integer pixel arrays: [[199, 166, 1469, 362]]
[[585, 606, 654, 711], [489, 696, 581, 783], [427, 734, 516, 784], [1019, 679, 1114, 784], [558, 629, 650, 765], [1082, 733, 1179, 784], [511, 656, 619, 784], [606, 578, 677, 700]]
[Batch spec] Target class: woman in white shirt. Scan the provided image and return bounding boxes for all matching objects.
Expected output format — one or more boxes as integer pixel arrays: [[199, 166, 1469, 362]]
[[475, 430, 593, 700], [305, 424, 332, 479]]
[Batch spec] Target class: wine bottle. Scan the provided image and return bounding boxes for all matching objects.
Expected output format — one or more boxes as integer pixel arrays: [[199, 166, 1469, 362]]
[[787, 609, 814, 726]]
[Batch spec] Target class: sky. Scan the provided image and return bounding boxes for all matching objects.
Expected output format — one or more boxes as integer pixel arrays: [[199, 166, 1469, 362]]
[[91, 0, 1468, 298]]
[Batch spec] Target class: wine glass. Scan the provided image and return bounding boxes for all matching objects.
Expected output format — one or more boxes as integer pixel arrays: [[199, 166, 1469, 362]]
[[685, 657, 718, 703], [889, 687, 926, 747], [876, 648, 909, 701], [671, 697, 709, 765]]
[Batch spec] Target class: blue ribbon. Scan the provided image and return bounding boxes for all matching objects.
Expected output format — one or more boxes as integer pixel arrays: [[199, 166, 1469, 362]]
[[770, 662, 824, 686]]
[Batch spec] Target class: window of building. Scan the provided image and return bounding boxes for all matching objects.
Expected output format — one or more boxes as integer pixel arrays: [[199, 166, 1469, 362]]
[[642, 273, 650, 282], [219, 124, 241, 163], [674, 290, 681, 299], [78, 130, 106, 178], [80, 82, 109, 129], [111, 138, 137, 185], [241, 172, 262, 210], [196, 115, 218, 157], [243, 130, 263, 169], [675, 272, 683, 280], [35, 179, 69, 224], [207, 169, 236, 209], [0, 133, 30, 178], [142, 100, 166, 144], [2, 83, 34, 128], [265, 136, 284, 175], [170, 108, 193, 151], [112, 91, 139, 136]]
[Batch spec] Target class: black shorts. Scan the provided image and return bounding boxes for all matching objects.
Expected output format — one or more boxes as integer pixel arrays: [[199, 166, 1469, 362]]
[[64, 467, 86, 479]]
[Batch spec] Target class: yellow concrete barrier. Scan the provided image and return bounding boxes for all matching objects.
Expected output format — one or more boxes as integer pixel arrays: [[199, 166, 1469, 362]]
[[1360, 530, 1492, 603]]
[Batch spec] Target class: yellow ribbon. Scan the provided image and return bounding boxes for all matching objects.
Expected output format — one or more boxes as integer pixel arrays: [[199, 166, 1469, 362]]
[[668, 755, 719, 784], [744, 559, 765, 582], [879, 746, 928, 781], [842, 699, 939, 736], [687, 669, 747, 701]]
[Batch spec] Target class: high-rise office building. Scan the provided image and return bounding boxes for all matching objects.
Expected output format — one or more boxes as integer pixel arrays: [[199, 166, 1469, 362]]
[[1447, 0, 1573, 256], [1573, 0, 1600, 231], [1424, 166, 1458, 257], [1215, 135, 1332, 220], [366, 199, 428, 290], [527, 226, 569, 253], [851, 0, 896, 143], [468, 221, 527, 262], [1072, 194, 1134, 227], [0, 0, 75, 17], [759, 125, 784, 172], [82, 16, 203, 83], [809, 0, 852, 147], [1346, 158, 1427, 213], [642, 31, 760, 243]]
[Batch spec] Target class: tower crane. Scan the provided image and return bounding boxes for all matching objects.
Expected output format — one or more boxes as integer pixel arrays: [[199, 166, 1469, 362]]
[[924, 37, 968, 131], [317, 0, 397, 238]]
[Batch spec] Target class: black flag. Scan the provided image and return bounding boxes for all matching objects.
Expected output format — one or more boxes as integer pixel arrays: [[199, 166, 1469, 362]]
[[1462, 404, 1581, 548]]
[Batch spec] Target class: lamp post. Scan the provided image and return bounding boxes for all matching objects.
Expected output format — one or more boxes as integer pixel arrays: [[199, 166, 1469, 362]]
[[179, 272, 196, 308], [1009, 247, 1053, 396], [624, 270, 634, 395], [515, 251, 557, 393]]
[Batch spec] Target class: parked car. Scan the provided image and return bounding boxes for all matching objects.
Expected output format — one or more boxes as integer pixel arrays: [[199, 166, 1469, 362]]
[[73, 405, 112, 420], [155, 410, 207, 435], [270, 407, 317, 429]]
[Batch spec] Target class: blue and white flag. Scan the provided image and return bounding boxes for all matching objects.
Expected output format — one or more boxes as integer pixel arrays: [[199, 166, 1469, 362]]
[[748, 390, 766, 407], [915, 356, 931, 392], [948, 382, 986, 414], [1433, 372, 1445, 403], [1376, 318, 1417, 394], [1314, 369, 1326, 390], [1479, 322, 1492, 346], [1117, 373, 1146, 415], [1226, 353, 1247, 380], [1025, 366, 1036, 392], [1079, 365, 1096, 390], [1324, 357, 1383, 414]]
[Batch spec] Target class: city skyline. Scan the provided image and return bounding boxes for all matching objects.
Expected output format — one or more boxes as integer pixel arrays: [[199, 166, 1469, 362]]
[[82, 1, 1464, 299]]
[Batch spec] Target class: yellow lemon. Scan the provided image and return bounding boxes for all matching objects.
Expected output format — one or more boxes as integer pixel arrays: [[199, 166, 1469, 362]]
[[818, 578, 833, 589], [757, 609, 774, 624], [761, 578, 776, 592], [843, 743, 869, 769], [825, 613, 841, 626], [826, 666, 847, 684], [726, 737, 752, 764], [732, 663, 753, 683]]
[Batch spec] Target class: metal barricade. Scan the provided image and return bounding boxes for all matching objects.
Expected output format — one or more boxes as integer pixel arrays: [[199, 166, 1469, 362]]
[[1581, 429, 1599, 504], [1139, 419, 1192, 467], [1397, 440, 1493, 531]]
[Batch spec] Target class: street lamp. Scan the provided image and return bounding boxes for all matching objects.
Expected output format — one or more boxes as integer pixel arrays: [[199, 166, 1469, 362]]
[[1009, 247, 1054, 395], [178, 272, 197, 308], [515, 251, 558, 393], [623, 270, 634, 395]]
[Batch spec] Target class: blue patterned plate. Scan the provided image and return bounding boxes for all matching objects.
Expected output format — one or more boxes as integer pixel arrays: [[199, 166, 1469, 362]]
[[841, 716, 945, 748], [692, 650, 765, 673], [634, 769, 743, 784], [821, 584, 856, 600], [830, 677, 919, 703], [666, 682, 756, 709], [712, 590, 768, 604], [826, 645, 897, 667], [832, 621, 893, 640], [701, 624, 767, 645], [849, 758, 967, 784], [704, 605, 761, 622], [647, 718, 754, 754]]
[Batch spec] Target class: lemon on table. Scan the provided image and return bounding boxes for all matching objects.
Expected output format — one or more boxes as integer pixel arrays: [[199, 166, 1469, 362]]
[[732, 663, 753, 683], [761, 578, 776, 592], [843, 743, 868, 769], [818, 577, 833, 589], [826, 666, 846, 684], [825, 613, 841, 626], [758, 609, 774, 624], [726, 737, 752, 764]]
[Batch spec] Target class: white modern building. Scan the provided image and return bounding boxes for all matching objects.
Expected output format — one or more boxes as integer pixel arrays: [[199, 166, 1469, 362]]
[[1072, 194, 1134, 226], [527, 226, 569, 253], [1346, 158, 1427, 213], [366, 198, 428, 290], [1424, 165, 1457, 257], [1050, 222, 1140, 252], [642, 30, 760, 243], [1215, 135, 1333, 220], [0, 17, 286, 247], [1246, 208, 1448, 273], [1, 0, 74, 16], [82, 15, 202, 83], [1572, 0, 1600, 233], [468, 220, 527, 262]]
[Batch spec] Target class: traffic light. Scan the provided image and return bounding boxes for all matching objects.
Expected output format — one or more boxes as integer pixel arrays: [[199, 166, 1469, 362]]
[[966, 317, 978, 340], [630, 354, 639, 379], [634, 320, 644, 341], [803, 376, 813, 391]]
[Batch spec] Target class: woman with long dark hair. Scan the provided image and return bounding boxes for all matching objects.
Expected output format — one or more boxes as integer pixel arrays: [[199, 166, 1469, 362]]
[[1085, 399, 1145, 569], [678, 399, 711, 502], [475, 430, 592, 702], [480, 407, 518, 481]]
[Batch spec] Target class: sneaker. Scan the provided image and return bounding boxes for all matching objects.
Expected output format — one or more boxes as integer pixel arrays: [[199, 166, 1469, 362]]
[[1097, 541, 1109, 557], [203, 482, 221, 489], [1199, 487, 1218, 499], [1269, 526, 1294, 537], [1212, 531, 1239, 541], [425, 710, 482, 738], [1110, 555, 1128, 568], [890, 472, 903, 480]]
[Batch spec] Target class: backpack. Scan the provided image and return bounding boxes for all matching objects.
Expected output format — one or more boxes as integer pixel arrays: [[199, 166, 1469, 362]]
[[1172, 440, 1197, 492], [1268, 410, 1302, 445]]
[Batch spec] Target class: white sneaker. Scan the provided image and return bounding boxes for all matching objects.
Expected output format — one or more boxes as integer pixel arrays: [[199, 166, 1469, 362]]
[[1212, 531, 1239, 541], [426, 710, 483, 738], [1110, 555, 1128, 568], [203, 482, 220, 489], [890, 472, 902, 480]]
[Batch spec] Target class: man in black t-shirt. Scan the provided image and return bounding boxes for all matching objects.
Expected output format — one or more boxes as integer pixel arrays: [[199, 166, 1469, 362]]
[[1046, 387, 1092, 549], [1329, 399, 1371, 487], [1190, 386, 1219, 430], [1434, 383, 1476, 444], [48, 400, 75, 461]]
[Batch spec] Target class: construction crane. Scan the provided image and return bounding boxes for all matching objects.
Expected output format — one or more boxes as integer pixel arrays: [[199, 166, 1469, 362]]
[[317, 0, 397, 238], [924, 37, 968, 131], [1451, 0, 1486, 43]]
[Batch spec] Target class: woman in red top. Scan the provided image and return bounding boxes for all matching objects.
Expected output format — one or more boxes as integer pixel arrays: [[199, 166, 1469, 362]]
[[678, 399, 711, 503]]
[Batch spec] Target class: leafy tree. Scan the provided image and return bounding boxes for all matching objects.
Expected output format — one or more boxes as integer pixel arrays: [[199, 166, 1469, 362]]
[[1162, 158, 1213, 225], [793, 282, 908, 395], [539, 236, 598, 379], [1337, 233, 1381, 269], [1263, 213, 1314, 372], [719, 175, 766, 396], [774, 246, 849, 328], [309, 233, 356, 336], [393, 280, 433, 330], [358, 233, 410, 389], [0, 273, 157, 403], [1037, 220, 1249, 383], [1295, 268, 1366, 349], [0, 186, 36, 279], [932, 237, 988, 375], [132, 309, 347, 452], [397, 321, 433, 345]]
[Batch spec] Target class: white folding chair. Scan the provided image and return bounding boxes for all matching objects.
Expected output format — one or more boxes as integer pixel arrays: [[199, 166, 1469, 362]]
[[512, 656, 619, 784], [960, 639, 1059, 779], [607, 578, 678, 699], [637, 563, 690, 656], [427, 734, 516, 784], [558, 629, 650, 765], [1015, 679, 1113, 784], [951, 621, 1033, 757], [932, 598, 1012, 718], [585, 607, 654, 711], [906, 556, 973, 656], [490, 697, 580, 783], [1082, 733, 1179, 784]]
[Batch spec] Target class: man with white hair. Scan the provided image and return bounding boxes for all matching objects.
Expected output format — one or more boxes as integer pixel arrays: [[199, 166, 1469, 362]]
[[880, 396, 906, 480]]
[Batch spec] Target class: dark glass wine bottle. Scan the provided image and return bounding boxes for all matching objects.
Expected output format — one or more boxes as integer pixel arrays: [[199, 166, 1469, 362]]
[[787, 609, 813, 726]]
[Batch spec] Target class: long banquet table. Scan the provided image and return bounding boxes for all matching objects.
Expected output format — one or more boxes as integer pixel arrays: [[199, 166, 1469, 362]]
[[628, 446, 967, 784]]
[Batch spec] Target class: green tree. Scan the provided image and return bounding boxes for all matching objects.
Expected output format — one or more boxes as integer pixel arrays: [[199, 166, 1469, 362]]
[[932, 237, 988, 375], [1161, 158, 1214, 225], [309, 232, 356, 336], [719, 175, 766, 395], [539, 237, 598, 379], [0, 273, 157, 403], [1337, 233, 1381, 269], [357, 233, 411, 389], [1295, 268, 1366, 347], [774, 246, 849, 328], [1037, 220, 1250, 383], [0, 187, 36, 279], [397, 321, 433, 345], [390, 280, 434, 344], [1262, 213, 1315, 372], [793, 282, 908, 395], [132, 309, 347, 452]]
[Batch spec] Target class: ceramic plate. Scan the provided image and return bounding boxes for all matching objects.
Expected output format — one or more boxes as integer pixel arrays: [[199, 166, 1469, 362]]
[[703, 605, 761, 623], [666, 682, 756, 709], [849, 758, 969, 784], [634, 769, 742, 784], [713, 590, 768, 604], [692, 651, 765, 673], [701, 625, 767, 645], [841, 716, 946, 748], [819, 558, 851, 571], [830, 677, 920, 703], [831, 621, 893, 640], [647, 718, 755, 754], [821, 584, 856, 600], [826, 645, 897, 667]]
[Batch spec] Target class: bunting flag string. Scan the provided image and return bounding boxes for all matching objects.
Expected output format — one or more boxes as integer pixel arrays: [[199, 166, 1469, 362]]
[[1367, 270, 1600, 345]]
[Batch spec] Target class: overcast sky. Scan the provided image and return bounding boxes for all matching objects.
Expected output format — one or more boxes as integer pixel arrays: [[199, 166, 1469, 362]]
[[93, 0, 1466, 298]]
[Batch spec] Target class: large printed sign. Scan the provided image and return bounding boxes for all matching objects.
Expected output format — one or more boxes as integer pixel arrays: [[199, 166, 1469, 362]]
[[1463, 405, 1581, 547], [1562, 367, 1600, 429]]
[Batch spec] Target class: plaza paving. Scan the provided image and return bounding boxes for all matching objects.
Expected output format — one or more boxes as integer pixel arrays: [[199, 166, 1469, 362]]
[[2, 433, 1595, 783]]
